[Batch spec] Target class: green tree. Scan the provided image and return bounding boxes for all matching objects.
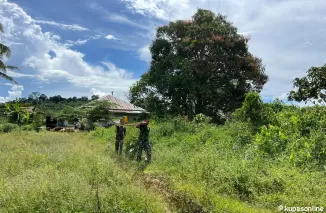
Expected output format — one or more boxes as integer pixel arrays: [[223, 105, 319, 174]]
[[5, 99, 30, 125], [91, 95, 100, 101], [233, 92, 274, 129], [129, 9, 268, 122], [0, 23, 19, 84], [86, 100, 115, 122], [288, 64, 326, 105]]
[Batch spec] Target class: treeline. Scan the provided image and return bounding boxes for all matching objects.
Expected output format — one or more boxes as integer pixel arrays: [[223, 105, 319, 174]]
[[3, 92, 100, 105]]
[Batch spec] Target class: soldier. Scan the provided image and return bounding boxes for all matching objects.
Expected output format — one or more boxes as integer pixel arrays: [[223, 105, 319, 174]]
[[136, 117, 151, 163], [115, 119, 126, 155]]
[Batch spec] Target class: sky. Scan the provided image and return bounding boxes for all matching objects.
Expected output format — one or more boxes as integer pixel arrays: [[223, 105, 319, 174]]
[[0, 0, 326, 104]]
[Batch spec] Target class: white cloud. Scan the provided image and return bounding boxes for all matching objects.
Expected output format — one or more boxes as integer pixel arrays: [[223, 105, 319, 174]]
[[35, 20, 89, 31], [138, 45, 151, 63], [0, 0, 138, 101], [106, 13, 149, 30], [105, 34, 119, 40], [88, 2, 151, 30], [121, 0, 326, 102], [90, 88, 108, 97], [0, 84, 24, 103], [64, 35, 102, 47], [1, 83, 14, 87], [6, 71, 35, 78], [64, 39, 88, 47]]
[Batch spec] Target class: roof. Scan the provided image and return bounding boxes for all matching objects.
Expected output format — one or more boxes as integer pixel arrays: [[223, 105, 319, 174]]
[[108, 109, 149, 114], [99, 95, 146, 112], [21, 107, 34, 113]]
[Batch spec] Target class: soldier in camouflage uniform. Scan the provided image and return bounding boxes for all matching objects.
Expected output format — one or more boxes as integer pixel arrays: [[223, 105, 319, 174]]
[[136, 118, 151, 163], [115, 119, 126, 155]]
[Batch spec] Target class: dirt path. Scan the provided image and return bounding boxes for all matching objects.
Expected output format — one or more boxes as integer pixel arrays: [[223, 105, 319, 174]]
[[140, 173, 207, 213], [110, 155, 207, 213]]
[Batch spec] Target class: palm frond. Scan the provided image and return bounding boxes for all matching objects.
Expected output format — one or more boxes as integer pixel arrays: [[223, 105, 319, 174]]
[[5, 65, 19, 70], [0, 60, 19, 72], [0, 43, 11, 57], [0, 71, 19, 84], [0, 60, 5, 71]]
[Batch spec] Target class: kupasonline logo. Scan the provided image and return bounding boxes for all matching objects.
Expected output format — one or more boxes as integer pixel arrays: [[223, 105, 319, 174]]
[[278, 205, 324, 212]]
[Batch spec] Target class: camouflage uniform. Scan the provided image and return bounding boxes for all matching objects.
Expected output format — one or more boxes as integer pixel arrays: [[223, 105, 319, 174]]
[[115, 125, 126, 155], [136, 124, 151, 163]]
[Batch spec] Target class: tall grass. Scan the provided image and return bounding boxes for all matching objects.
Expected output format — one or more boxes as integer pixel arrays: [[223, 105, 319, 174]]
[[0, 131, 169, 212], [91, 116, 326, 213]]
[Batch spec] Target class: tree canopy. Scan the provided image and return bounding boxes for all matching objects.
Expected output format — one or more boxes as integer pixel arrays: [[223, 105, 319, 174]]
[[288, 64, 326, 105], [129, 9, 268, 122], [0, 22, 19, 84]]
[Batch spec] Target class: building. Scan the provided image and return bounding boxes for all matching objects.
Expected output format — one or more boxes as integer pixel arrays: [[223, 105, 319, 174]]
[[99, 95, 149, 122], [21, 106, 35, 113]]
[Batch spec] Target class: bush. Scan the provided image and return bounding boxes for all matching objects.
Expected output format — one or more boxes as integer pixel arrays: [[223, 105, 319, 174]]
[[226, 121, 254, 146], [233, 92, 275, 130], [255, 125, 289, 157], [0, 123, 19, 133], [22, 125, 34, 131], [193, 113, 211, 124]]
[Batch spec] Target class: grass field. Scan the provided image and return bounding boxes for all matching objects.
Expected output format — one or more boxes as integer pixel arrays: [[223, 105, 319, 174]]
[[1, 118, 326, 213], [90, 118, 326, 213], [0, 131, 172, 213]]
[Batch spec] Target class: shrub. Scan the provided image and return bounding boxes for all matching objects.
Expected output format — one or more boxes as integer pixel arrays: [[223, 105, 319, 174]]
[[22, 125, 34, 131], [255, 125, 289, 157], [193, 113, 211, 124], [0, 123, 19, 133], [226, 121, 254, 146], [233, 92, 275, 130]]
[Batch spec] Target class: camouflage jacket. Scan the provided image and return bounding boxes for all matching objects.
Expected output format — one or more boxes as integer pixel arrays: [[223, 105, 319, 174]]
[[116, 126, 126, 140], [139, 125, 150, 141]]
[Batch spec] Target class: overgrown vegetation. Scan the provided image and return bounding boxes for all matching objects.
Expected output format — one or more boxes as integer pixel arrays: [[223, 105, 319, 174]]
[[0, 132, 170, 212], [90, 92, 326, 212]]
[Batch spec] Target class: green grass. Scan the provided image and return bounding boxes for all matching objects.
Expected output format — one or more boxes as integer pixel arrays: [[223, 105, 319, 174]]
[[0, 131, 170, 212], [1, 117, 326, 213], [90, 118, 326, 213]]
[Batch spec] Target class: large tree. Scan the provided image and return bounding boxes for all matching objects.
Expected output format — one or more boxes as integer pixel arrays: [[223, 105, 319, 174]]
[[0, 23, 19, 84], [129, 9, 268, 121], [288, 64, 326, 105]]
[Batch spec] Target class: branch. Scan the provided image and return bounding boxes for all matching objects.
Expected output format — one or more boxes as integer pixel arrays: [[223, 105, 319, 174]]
[[0, 72, 19, 84]]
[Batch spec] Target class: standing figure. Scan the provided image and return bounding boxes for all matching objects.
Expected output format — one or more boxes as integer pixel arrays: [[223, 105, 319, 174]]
[[136, 118, 151, 163], [115, 119, 126, 155]]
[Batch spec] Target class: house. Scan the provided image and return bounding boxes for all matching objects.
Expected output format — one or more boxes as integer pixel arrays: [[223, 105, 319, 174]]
[[21, 106, 35, 113], [99, 95, 149, 122]]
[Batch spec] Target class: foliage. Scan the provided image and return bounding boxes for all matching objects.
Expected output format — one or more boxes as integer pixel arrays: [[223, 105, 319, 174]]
[[85, 100, 115, 122], [129, 9, 268, 122], [233, 92, 275, 129], [91, 95, 100, 100], [4, 99, 31, 125], [56, 106, 82, 121], [92, 114, 326, 212], [30, 113, 45, 129], [288, 64, 326, 104], [21, 124, 34, 131], [0, 132, 169, 212], [0, 22, 20, 84], [0, 123, 19, 133], [193, 113, 212, 124]]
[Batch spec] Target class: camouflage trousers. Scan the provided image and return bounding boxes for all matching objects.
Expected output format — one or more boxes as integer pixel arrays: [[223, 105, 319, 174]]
[[115, 139, 124, 155], [136, 140, 151, 163]]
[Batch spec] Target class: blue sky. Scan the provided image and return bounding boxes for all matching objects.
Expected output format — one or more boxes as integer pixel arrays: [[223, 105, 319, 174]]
[[1, 0, 326, 104]]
